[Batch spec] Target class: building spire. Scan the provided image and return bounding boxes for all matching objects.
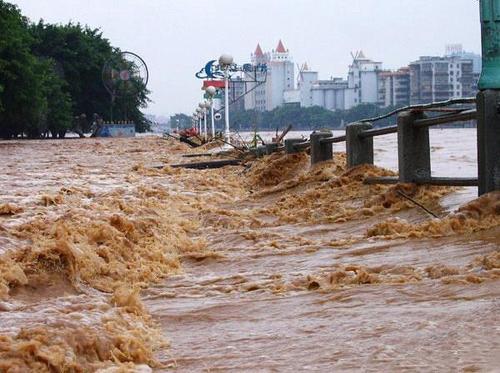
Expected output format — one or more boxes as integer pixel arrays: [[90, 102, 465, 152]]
[[254, 43, 264, 57], [276, 39, 287, 53], [357, 50, 366, 59]]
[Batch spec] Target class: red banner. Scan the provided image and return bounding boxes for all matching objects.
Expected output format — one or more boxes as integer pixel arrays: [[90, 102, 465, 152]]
[[202, 80, 225, 89]]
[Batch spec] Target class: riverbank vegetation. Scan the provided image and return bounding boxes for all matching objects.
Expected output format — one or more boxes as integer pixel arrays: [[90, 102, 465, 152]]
[[0, 1, 150, 139]]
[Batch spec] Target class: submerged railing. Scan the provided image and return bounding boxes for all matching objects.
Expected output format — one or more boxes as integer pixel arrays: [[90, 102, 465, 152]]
[[253, 97, 498, 196]]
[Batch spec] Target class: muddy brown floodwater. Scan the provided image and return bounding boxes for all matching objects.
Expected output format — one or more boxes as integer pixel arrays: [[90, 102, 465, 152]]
[[0, 136, 498, 372]]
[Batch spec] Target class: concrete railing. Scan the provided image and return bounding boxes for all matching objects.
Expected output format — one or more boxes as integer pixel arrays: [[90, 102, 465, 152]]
[[252, 96, 498, 196], [260, 98, 496, 196]]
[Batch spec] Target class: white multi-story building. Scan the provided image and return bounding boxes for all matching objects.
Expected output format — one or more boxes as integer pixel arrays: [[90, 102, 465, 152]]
[[302, 51, 382, 111], [244, 41, 295, 111], [297, 63, 318, 107], [244, 44, 270, 111], [344, 51, 383, 109], [311, 78, 348, 110]]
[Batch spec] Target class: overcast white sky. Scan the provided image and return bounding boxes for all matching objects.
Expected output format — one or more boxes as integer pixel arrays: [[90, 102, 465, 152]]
[[12, 0, 481, 116]]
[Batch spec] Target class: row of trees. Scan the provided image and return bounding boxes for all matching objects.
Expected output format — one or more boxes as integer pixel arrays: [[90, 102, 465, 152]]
[[228, 103, 401, 131], [170, 103, 401, 133], [0, 1, 150, 139]]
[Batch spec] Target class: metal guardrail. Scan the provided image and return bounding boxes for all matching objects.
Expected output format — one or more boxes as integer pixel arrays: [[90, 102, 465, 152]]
[[358, 126, 398, 138], [364, 176, 479, 187], [413, 109, 477, 128], [319, 135, 346, 144], [359, 97, 477, 124], [294, 141, 311, 150]]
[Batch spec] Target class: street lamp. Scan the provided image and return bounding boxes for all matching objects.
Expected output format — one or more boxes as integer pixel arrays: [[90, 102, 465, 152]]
[[201, 101, 210, 142], [205, 86, 217, 139], [219, 53, 233, 146], [195, 107, 202, 136], [199, 102, 208, 141]]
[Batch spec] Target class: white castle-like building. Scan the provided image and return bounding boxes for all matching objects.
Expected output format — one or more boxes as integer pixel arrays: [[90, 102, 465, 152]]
[[243, 44, 479, 113], [244, 40, 295, 111]]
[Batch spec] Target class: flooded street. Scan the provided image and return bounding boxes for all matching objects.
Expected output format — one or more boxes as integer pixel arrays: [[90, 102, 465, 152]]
[[0, 130, 498, 371]]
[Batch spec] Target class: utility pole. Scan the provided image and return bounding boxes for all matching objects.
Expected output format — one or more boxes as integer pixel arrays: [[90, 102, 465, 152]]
[[477, 0, 500, 195]]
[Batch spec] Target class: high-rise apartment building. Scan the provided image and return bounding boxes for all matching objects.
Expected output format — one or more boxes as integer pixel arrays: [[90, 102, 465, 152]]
[[378, 68, 411, 108], [409, 56, 475, 104]]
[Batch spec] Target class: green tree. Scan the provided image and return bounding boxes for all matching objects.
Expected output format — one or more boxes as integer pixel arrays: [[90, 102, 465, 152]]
[[30, 21, 151, 133], [42, 59, 73, 138], [0, 1, 46, 138], [169, 113, 192, 129]]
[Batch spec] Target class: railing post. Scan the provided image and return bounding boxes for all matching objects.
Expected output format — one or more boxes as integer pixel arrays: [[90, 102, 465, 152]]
[[346, 122, 374, 168], [265, 142, 279, 155], [397, 111, 431, 183], [477, 91, 500, 195], [285, 138, 303, 154], [254, 145, 266, 158], [310, 131, 333, 165]]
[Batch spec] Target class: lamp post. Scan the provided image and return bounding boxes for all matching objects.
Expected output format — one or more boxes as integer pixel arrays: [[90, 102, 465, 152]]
[[198, 102, 206, 140], [219, 54, 233, 145], [477, 0, 500, 195], [206, 86, 216, 139], [195, 108, 202, 136], [202, 101, 210, 142]]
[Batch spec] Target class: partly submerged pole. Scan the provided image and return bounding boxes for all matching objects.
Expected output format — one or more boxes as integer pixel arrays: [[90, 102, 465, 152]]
[[203, 108, 208, 142], [224, 68, 230, 144], [205, 86, 217, 139], [219, 54, 234, 146], [477, 0, 500, 195], [210, 103, 215, 139]]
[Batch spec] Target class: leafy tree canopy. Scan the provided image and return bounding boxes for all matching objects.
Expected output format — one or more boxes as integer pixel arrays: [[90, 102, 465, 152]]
[[0, 0, 151, 138], [226, 103, 402, 132]]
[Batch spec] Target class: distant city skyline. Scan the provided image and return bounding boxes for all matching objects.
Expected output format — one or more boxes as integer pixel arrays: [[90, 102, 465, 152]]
[[11, 0, 481, 116]]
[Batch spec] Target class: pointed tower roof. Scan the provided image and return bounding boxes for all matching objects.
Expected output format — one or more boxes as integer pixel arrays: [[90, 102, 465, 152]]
[[276, 39, 287, 53], [254, 43, 264, 57], [357, 50, 366, 59], [303, 62, 309, 71]]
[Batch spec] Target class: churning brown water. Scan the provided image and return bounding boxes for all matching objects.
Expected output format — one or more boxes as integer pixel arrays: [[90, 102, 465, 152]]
[[0, 133, 498, 372]]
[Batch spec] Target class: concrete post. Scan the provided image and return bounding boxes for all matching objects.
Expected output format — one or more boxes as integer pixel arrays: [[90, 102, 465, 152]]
[[255, 145, 267, 158], [397, 111, 431, 183], [285, 138, 304, 154], [477, 90, 500, 195], [310, 131, 333, 165], [346, 122, 374, 168], [265, 143, 279, 155]]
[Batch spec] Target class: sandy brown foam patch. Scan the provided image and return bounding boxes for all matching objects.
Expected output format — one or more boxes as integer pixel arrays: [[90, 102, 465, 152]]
[[0, 287, 165, 371], [0, 204, 24, 216], [367, 191, 500, 239], [254, 158, 451, 225]]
